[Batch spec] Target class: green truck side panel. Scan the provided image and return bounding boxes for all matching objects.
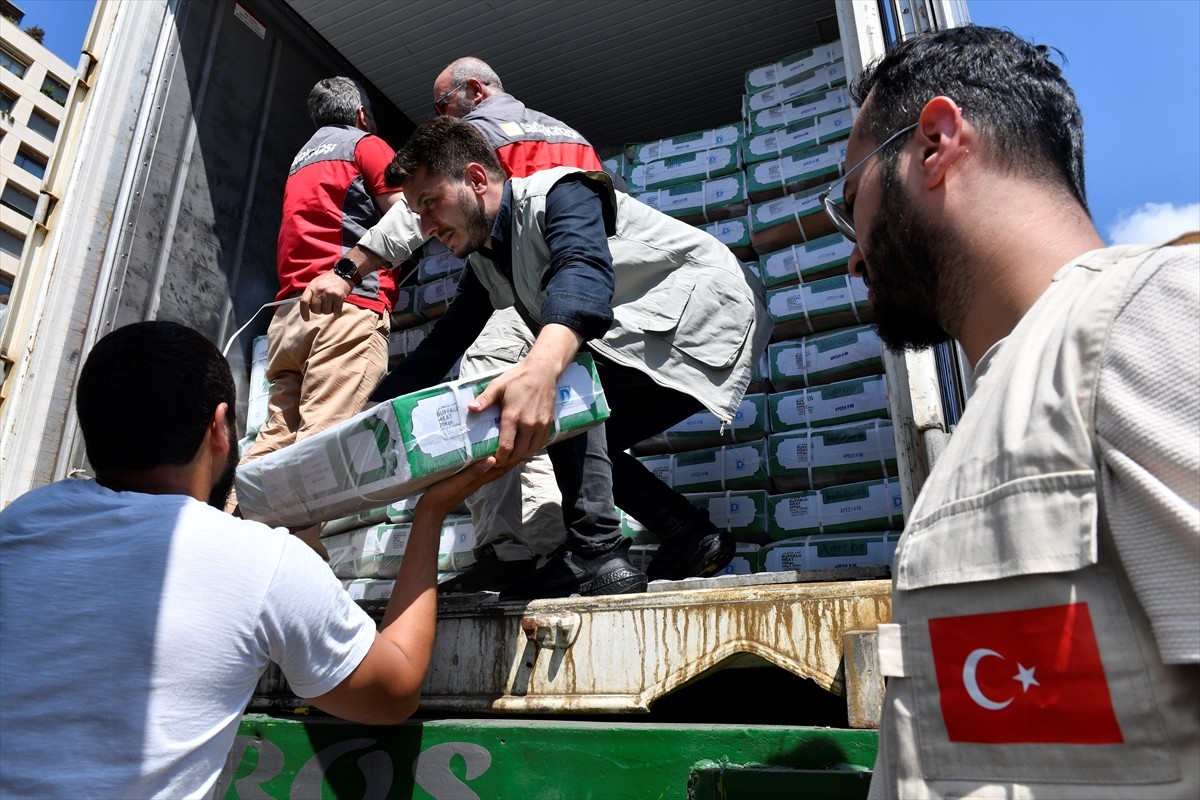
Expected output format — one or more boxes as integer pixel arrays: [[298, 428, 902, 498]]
[[219, 715, 877, 799]]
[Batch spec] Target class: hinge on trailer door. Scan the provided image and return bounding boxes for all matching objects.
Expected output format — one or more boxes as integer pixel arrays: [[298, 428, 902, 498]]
[[520, 613, 581, 649]]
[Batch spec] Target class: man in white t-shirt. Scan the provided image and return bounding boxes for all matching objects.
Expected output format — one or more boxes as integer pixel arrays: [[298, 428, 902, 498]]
[[0, 321, 507, 799]]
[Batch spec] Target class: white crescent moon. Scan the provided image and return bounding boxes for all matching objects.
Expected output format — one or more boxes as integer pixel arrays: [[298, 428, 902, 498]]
[[963, 648, 1013, 710]]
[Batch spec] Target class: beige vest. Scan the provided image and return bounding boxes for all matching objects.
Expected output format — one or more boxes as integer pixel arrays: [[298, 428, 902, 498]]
[[869, 243, 1200, 798], [468, 167, 773, 421]]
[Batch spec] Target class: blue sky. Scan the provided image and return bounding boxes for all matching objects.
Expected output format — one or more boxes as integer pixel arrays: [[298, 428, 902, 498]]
[[14, 0, 1200, 243]]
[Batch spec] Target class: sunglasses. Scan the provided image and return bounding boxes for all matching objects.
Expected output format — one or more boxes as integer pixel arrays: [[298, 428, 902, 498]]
[[819, 123, 918, 243]]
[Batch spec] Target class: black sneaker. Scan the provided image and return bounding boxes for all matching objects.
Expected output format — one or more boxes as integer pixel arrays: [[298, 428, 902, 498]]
[[646, 522, 735, 581], [500, 546, 648, 601], [437, 546, 538, 594]]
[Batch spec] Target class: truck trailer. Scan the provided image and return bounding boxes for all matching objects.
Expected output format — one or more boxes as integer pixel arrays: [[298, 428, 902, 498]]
[[0, 1, 971, 797]]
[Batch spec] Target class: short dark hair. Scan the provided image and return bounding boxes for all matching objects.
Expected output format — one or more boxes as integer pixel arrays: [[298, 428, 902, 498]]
[[852, 25, 1088, 211], [385, 116, 505, 187], [77, 321, 236, 473], [307, 76, 369, 128]]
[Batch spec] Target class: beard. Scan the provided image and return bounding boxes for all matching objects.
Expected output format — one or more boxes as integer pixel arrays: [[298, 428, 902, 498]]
[[448, 187, 492, 258], [207, 426, 239, 509], [859, 167, 964, 353]]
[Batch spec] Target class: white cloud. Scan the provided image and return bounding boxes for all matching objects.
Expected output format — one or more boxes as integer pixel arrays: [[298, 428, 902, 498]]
[[1107, 202, 1200, 245]]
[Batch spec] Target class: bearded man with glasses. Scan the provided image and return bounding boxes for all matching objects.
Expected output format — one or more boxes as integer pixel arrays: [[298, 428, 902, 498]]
[[835, 26, 1199, 800]]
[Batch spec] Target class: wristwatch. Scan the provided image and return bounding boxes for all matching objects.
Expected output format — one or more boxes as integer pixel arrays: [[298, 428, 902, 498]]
[[332, 257, 362, 286]]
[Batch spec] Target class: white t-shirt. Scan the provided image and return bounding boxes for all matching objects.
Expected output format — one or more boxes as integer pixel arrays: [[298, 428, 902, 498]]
[[0, 479, 377, 799]]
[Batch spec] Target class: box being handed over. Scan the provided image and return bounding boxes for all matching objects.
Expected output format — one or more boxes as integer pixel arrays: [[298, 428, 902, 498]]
[[236, 354, 609, 527]]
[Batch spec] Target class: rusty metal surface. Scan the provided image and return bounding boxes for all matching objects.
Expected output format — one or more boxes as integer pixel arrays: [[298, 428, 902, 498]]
[[418, 579, 892, 715]]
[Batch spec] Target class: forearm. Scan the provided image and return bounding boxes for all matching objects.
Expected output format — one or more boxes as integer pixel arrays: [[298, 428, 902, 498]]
[[524, 322, 584, 379], [358, 195, 429, 267]]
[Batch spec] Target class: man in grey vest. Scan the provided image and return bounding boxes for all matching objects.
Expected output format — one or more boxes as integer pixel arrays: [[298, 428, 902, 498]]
[[823, 26, 1198, 798], [372, 116, 772, 600]]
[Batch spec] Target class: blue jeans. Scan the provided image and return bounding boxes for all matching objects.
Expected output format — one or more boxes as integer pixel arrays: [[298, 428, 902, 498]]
[[547, 356, 706, 558]]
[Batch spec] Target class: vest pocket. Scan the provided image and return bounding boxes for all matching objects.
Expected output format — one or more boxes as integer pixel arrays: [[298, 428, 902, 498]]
[[617, 268, 752, 370]]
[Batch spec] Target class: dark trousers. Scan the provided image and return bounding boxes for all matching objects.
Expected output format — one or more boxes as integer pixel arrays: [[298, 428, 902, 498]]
[[546, 356, 706, 557]]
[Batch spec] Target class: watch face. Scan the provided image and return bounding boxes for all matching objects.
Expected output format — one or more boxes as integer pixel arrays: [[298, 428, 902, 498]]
[[335, 259, 356, 279]]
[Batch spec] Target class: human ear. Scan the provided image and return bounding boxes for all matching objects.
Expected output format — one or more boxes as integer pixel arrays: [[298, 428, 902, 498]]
[[210, 403, 232, 457], [916, 96, 967, 190], [465, 162, 490, 196]]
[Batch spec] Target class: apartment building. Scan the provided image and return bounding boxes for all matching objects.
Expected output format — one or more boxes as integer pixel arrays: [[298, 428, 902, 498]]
[[1, 0, 75, 314]]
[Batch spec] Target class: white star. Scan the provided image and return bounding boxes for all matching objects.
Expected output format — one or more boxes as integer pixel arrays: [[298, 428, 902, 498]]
[[1013, 663, 1040, 692]]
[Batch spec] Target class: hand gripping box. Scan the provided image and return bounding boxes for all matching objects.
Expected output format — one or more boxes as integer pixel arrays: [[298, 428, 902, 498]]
[[746, 87, 852, 136], [765, 274, 872, 340], [767, 420, 898, 491], [768, 476, 904, 538], [745, 41, 844, 93], [758, 233, 854, 289], [767, 324, 884, 389], [236, 355, 609, 527], [627, 122, 743, 165], [767, 374, 890, 432], [686, 489, 770, 539], [633, 172, 749, 225], [641, 145, 742, 192], [633, 393, 768, 455]]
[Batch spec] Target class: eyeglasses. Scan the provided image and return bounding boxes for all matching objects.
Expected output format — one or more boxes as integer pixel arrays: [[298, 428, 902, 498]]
[[819, 123, 918, 243], [433, 82, 468, 116]]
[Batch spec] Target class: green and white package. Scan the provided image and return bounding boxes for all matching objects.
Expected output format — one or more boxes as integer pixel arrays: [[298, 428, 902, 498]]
[[746, 142, 848, 202], [633, 393, 767, 454], [760, 531, 900, 573], [758, 233, 854, 288], [744, 41, 844, 92], [745, 61, 847, 114], [768, 477, 904, 538], [742, 109, 853, 165], [628, 122, 743, 164], [641, 145, 742, 192], [671, 440, 770, 492], [746, 87, 852, 135], [767, 420, 897, 491], [235, 354, 608, 527], [767, 324, 884, 389], [767, 374, 891, 432], [634, 173, 748, 223], [686, 489, 770, 538], [766, 274, 872, 339]]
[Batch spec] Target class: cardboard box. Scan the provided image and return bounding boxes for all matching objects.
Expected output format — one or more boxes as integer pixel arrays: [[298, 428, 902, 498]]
[[634, 173, 749, 224], [742, 109, 854, 166], [758, 233, 854, 288], [747, 141, 848, 203], [767, 374, 891, 432], [235, 355, 609, 527], [746, 87, 852, 135], [641, 145, 742, 192], [760, 530, 899, 572], [603, 152, 634, 183], [627, 122, 743, 164], [768, 477, 904, 538], [671, 440, 771, 493], [633, 393, 768, 454], [766, 274, 872, 340], [416, 239, 469, 283], [767, 420, 897, 491], [414, 271, 462, 319], [745, 61, 848, 114], [749, 184, 839, 254], [697, 214, 756, 261], [686, 489, 770, 539], [745, 41, 844, 93], [767, 324, 884, 389]]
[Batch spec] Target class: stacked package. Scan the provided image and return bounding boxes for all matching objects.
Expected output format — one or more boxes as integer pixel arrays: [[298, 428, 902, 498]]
[[387, 239, 469, 373], [619, 39, 902, 578]]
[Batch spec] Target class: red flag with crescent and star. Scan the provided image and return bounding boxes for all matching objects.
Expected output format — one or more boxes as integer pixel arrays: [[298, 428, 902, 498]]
[[928, 602, 1124, 744]]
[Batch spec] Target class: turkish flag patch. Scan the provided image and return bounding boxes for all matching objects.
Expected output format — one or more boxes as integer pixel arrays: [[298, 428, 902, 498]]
[[928, 602, 1123, 744]]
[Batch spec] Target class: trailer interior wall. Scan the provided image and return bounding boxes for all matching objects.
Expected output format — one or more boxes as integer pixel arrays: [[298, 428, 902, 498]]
[[0, 0, 414, 501]]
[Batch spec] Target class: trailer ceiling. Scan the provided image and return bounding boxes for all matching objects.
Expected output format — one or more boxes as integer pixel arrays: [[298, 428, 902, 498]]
[[283, 0, 841, 153]]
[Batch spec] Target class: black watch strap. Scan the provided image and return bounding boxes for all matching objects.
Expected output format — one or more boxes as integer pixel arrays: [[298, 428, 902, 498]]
[[333, 257, 362, 286]]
